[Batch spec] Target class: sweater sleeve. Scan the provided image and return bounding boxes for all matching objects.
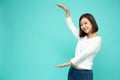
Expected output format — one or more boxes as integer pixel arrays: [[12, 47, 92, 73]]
[[71, 37, 102, 65], [66, 17, 80, 39]]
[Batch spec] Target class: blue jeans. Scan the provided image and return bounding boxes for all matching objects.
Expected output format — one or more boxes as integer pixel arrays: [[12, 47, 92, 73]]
[[68, 66, 93, 80]]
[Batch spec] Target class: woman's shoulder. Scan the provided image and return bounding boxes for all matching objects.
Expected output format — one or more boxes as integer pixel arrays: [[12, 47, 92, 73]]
[[96, 35, 102, 41], [93, 36, 102, 43], [77, 36, 85, 41]]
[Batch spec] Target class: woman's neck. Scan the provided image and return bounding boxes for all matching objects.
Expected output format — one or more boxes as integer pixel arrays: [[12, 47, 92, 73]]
[[87, 32, 98, 39]]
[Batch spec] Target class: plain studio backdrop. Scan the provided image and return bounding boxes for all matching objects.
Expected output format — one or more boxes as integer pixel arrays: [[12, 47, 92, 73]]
[[0, 0, 120, 80]]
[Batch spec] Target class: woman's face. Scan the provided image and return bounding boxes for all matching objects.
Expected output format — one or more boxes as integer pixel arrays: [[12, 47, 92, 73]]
[[80, 17, 93, 34]]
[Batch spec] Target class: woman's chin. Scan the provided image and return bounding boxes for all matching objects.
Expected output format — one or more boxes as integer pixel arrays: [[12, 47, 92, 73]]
[[83, 30, 90, 34], [84, 31, 89, 34]]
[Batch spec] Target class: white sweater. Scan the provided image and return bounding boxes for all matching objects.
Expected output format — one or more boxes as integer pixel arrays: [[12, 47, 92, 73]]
[[66, 17, 102, 70]]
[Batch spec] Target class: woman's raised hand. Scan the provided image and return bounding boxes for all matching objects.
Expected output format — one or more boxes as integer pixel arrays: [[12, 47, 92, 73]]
[[56, 3, 69, 12], [56, 3, 70, 18]]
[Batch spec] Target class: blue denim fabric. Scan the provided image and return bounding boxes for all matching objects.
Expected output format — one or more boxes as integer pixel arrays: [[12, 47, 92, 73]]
[[68, 66, 93, 80]]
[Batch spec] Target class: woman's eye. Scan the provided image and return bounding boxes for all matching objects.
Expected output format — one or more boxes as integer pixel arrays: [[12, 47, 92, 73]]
[[80, 24, 83, 26], [84, 22, 87, 25]]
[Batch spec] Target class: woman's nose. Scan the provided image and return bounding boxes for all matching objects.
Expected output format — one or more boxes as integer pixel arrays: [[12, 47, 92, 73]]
[[82, 25, 86, 28]]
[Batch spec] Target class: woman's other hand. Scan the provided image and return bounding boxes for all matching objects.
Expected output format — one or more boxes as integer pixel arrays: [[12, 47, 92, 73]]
[[56, 62, 72, 68]]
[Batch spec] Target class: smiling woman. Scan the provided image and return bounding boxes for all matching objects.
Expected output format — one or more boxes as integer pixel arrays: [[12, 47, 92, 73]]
[[56, 3, 102, 80], [1, 0, 120, 80]]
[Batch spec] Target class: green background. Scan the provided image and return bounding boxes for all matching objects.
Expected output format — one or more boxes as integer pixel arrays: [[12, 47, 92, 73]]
[[0, 0, 120, 80]]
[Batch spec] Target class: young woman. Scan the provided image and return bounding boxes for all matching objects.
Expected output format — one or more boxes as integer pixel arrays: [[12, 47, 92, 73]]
[[56, 3, 102, 80]]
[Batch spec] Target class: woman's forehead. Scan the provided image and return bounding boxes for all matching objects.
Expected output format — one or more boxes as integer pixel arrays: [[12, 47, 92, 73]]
[[80, 17, 89, 23]]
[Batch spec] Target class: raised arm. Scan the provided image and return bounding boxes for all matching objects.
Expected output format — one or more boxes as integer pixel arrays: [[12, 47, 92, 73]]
[[57, 3, 80, 39]]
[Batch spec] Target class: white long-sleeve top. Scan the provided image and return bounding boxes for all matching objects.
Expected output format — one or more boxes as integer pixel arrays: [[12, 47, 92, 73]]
[[66, 17, 102, 70]]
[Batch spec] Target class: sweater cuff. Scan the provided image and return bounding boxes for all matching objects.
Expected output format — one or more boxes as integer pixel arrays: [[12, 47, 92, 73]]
[[65, 17, 72, 23], [70, 57, 77, 65]]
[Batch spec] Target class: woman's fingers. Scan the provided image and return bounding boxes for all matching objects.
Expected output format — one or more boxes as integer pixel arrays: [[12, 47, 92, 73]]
[[57, 3, 64, 8], [56, 3, 68, 11], [56, 64, 64, 68], [56, 3, 63, 7]]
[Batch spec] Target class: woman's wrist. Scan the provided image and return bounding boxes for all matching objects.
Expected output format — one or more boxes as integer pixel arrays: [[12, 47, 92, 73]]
[[66, 11, 70, 18], [65, 9, 70, 12]]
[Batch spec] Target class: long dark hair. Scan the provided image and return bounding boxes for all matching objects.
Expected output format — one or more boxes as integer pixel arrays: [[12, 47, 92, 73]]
[[79, 13, 98, 37]]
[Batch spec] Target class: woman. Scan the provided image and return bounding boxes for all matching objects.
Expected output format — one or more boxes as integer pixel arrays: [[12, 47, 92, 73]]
[[56, 3, 102, 80]]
